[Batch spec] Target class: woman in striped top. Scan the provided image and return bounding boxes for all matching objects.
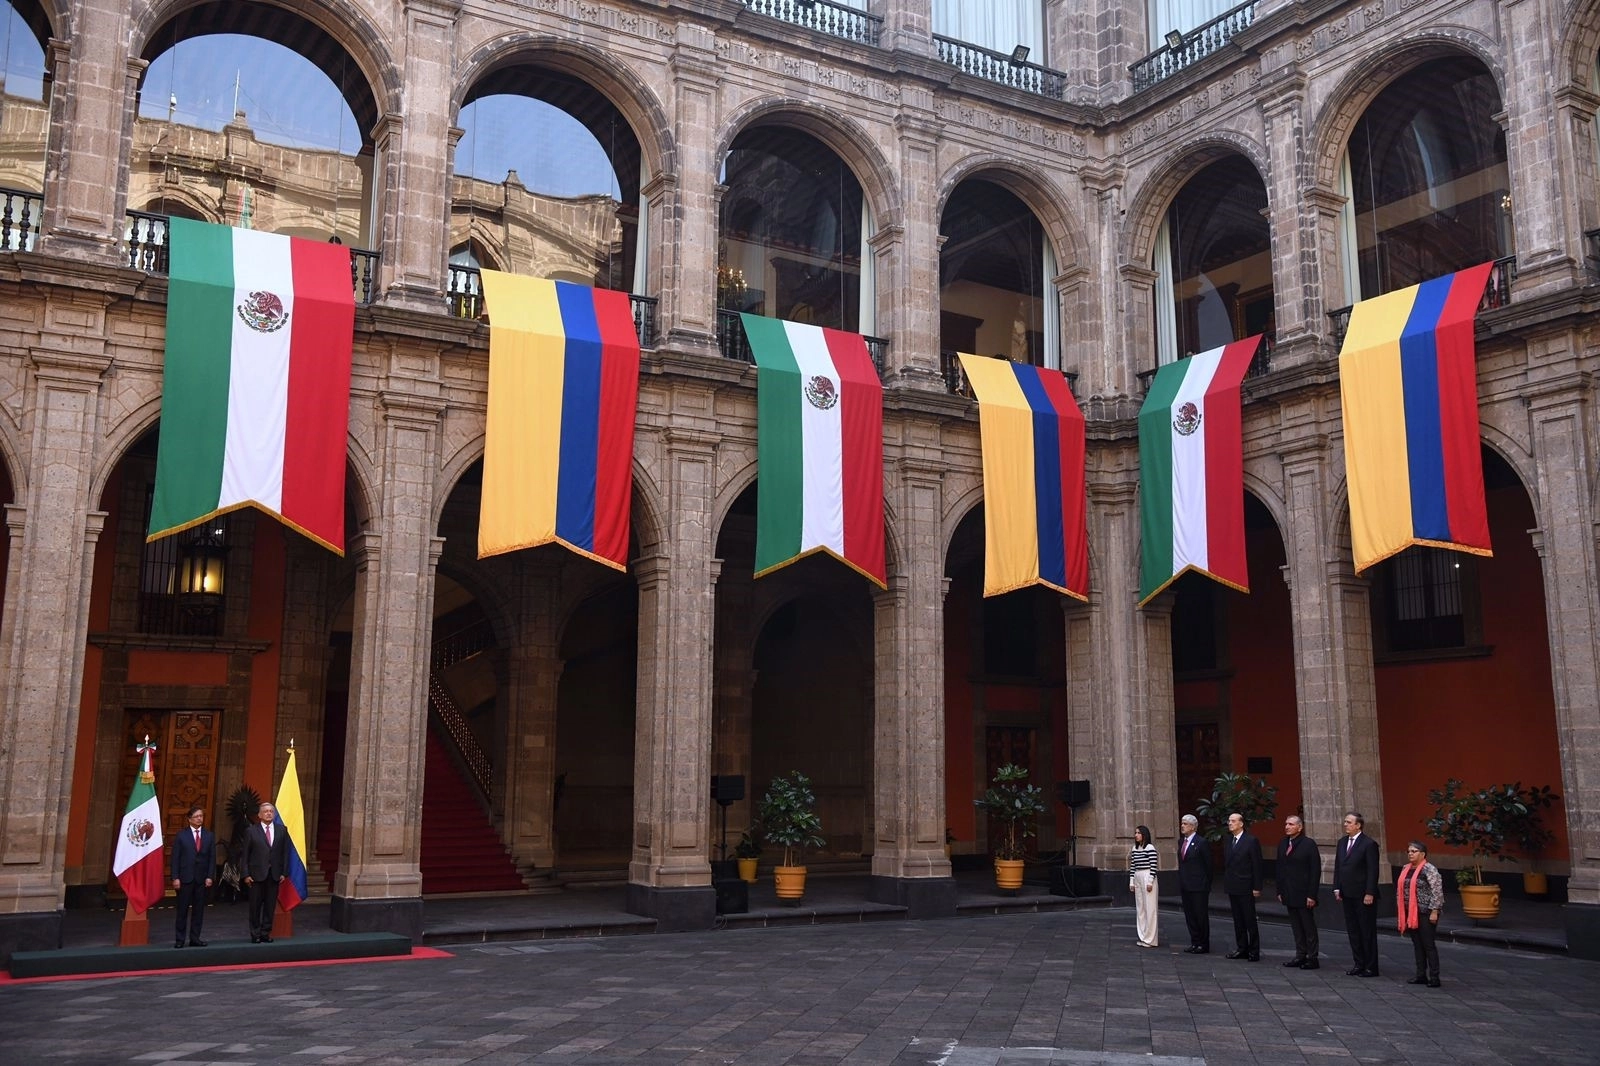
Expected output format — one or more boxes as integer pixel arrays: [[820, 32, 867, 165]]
[[1129, 825, 1160, 947]]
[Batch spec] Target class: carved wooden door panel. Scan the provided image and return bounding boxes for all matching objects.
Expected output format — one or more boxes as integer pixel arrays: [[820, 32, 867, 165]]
[[1175, 720, 1221, 827]]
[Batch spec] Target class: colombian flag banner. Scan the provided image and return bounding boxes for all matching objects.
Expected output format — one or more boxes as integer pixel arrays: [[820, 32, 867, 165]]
[[1339, 263, 1494, 573], [274, 744, 308, 912], [958, 355, 1089, 600], [743, 314, 886, 587], [478, 273, 640, 568]]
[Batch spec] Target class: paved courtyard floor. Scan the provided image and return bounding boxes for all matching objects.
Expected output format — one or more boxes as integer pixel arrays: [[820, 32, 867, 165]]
[[2, 908, 1596, 1065]]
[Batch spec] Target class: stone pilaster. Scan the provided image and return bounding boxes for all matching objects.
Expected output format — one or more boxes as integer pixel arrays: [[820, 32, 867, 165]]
[[1052, 0, 1144, 105], [1551, 84, 1600, 281], [625, 431, 718, 930], [873, 0, 932, 56], [867, 460, 954, 916], [502, 566, 560, 873], [39, 7, 130, 259], [1258, 68, 1313, 343], [1067, 473, 1177, 894], [1279, 441, 1386, 866], [660, 31, 722, 358], [1081, 163, 1130, 398], [885, 113, 943, 387], [0, 346, 113, 961], [329, 388, 447, 940]]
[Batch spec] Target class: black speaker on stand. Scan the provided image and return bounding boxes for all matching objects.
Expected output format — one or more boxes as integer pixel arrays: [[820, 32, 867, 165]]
[[1051, 780, 1094, 897], [711, 775, 748, 914]]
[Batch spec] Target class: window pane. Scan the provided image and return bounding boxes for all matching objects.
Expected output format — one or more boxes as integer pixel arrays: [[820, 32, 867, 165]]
[[940, 180, 1046, 364]]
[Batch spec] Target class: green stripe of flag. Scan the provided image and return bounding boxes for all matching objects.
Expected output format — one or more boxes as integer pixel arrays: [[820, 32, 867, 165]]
[[150, 218, 235, 537], [744, 314, 802, 573], [1138, 358, 1189, 601]]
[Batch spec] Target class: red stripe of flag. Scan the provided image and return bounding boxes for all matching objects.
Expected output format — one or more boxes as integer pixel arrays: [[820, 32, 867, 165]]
[[1435, 263, 1493, 551], [591, 288, 640, 567], [1033, 369, 1089, 599], [823, 327, 885, 586], [280, 239, 354, 552], [1202, 337, 1260, 589]]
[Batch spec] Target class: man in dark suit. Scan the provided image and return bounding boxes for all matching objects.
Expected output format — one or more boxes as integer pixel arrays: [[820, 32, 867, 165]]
[[1333, 810, 1381, 976], [1275, 814, 1321, 968], [1177, 813, 1212, 953], [170, 804, 215, 948], [241, 801, 288, 943], [1222, 812, 1264, 960]]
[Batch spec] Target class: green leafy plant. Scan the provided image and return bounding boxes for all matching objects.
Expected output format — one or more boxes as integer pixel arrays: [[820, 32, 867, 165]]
[[1508, 784, 1560, 863], [757, 772, 825, 867], [1194, 772, 1277, 843], [974, 763, 1049, 860], [734, 827, 762, 860], [1425, 778, 1528, 885]]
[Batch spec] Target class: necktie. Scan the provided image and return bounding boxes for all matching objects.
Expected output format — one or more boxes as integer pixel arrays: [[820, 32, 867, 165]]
[[195, 829, 201, 851], [1286, 840, 1293, 856], [1347, 836, 1353, 855], [1182, 837, 1189, 859], [266, 824, 273, 847]]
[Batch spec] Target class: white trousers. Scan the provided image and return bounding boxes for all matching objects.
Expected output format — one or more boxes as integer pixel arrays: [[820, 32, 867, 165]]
[[1131, 870, 1159, 946]]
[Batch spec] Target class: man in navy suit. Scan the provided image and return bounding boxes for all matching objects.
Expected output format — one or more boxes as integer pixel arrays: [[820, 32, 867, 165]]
[[241, 801, 288, 943], [1333, 810, 1382, 976], [171, 804, 215, 948], [1222, 812, 1264, 960], [1177, 813, 1212, 953]]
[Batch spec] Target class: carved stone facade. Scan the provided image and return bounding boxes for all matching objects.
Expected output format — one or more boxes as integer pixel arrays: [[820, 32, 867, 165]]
[[1, 0, 1598, 960]]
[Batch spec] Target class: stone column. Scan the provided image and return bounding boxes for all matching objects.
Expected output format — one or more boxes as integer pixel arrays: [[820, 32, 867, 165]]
[[502, 566, 560, 873], [883, 110, 945, 387], [1279, 440, 1387, 876], [873, 0, 932, 56], [376, 0, 461, 310], [625, 432, 718, 929], [1065, 473, 1178, 896], [711, 559, 756, 848], [1521, 376, 1600, 959], [659, 30, 721, 358], [1052, 0, 1145, 105], [0, 347, 113, 961], [329, 390, 446, 939], [867, 460, 954, 916], [1258, 69, 1313, 344], [39, 10, 131, 259]]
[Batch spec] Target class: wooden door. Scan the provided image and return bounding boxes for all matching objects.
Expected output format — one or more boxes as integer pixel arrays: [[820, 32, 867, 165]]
[[108, 709, 221, 897], [1175, 720, 1221, 824], [983, 726, 1038, 857]]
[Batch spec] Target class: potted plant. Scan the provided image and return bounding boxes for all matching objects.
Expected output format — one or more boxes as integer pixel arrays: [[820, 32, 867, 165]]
[[757, 772, 825, 902], [734, 828, 762, 884], [974, 764, 1048, 891], [1508, 783, 1560, 897], [1425, 778, 1527, 919], [1194, 772, 1277, 843]]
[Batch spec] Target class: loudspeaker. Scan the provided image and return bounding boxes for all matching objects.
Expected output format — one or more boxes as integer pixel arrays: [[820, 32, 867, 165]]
[[713, 876, 748, 915], [1050, 865, 1100, 898], [710, 775, 745, 804], [1057, 780, 1091, 808]]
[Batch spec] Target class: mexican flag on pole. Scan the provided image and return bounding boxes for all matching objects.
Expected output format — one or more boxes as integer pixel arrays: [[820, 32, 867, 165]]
[[112, 737, 166, 914], [148, 217, 355, 554], [1137, 337, 1261, 606], [741, 314, 886, 587]]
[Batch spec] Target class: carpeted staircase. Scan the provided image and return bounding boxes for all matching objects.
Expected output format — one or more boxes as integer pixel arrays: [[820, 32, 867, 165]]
[[418, 730, 525, 893]]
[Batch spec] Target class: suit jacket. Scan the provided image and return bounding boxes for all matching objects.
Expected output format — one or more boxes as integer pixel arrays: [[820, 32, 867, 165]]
[[1177, 832, 1212, 892], [1333, 831, 1381, 900], [241, 821, 289, 882], [1222, 832, 1264, 895], [171, 826, 216, 884], [1274, 833, 1321, 907]]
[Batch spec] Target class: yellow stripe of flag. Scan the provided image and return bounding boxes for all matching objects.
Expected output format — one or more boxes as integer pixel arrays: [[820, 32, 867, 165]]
[[479, 272, 566, 557], [1339, 285, 1418, 571], [959, 354, 1040, 596]]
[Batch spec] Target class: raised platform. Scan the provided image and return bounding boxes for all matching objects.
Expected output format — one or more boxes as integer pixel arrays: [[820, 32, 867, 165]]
[[7, 931, 411, 979]]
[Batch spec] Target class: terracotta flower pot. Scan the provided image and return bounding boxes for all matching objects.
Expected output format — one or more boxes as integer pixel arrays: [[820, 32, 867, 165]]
[[737, 857, 759, 883], [1459, 882, 1500, 919], [994, 858, 1025, 891], [774, 865, 807, 900]]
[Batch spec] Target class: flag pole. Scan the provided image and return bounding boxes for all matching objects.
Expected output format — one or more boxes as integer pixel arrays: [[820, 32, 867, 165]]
[[272, 738, 297, 941]]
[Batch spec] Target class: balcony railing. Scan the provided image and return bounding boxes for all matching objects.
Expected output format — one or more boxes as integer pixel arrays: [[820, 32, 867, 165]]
[[941, 349, 1080, 398], [934, 36, 1066, 100], [446, 264, 658, 349], [1136, 330, 1275, 393], [1130, 2, 1257, 94], [717, 309, 886, 373], [1, 185, 42, 252], [125, 211, 379, 306], [742, 0, 882, 47], [1326, 255, 1518, 347]]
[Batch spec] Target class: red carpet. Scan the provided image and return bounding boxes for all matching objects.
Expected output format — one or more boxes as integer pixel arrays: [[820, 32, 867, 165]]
[[0, 946, 453, 985]]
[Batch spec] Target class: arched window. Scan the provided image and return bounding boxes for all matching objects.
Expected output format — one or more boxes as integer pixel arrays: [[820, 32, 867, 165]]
[[1337, 57, 1509, 301], [939, 178, 1056, 368], [1152, 155, 1273, 364], [718, 126, 870, 332], [453, 67, 645, 294], [1, 1, 51, 249]]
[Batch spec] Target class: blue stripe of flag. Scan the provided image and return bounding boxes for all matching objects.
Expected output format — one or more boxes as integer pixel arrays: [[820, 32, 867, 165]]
[[1398, 275, 1452, 542], [555, 281, 601, 552], [1012, 364, 1066, 589]]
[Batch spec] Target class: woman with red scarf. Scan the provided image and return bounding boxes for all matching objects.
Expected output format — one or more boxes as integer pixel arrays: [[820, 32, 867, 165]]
[[1397, 841, 1444, 987]]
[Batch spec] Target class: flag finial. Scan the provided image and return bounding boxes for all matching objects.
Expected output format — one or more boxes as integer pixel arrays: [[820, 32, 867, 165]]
[[134, 734, 157, 783]]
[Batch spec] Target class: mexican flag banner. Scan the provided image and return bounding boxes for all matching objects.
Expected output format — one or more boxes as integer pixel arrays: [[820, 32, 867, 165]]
[[112, 737, 166, 914], [148, 217, 355, 553], [1137, 337, 1261, 606], [741, 314, 885, 587]]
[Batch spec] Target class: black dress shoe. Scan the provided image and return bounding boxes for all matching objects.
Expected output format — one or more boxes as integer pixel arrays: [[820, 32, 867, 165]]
[[1299, 960, 1320, 969], [1407, 975, 1429, 984], [1346, 967, 1364, 975], [251, 935, 262, 943], [1359, 970, 1380, 977], [1428, 979, 1441, 988], [189, 939, 208, 947], [261, 935, 273, 943], [1183, 946, 1202, 954], [1225, 950, 1247, 959], [174, 940, 185, 948], [1283, 957, 1306, 967], [1248, 954, 1261, 962]]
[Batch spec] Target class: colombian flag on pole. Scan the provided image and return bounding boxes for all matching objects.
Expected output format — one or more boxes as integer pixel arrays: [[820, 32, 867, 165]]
[[274, 743, 308, 912], [1339, 263, 1494, 573], [477, 274, 641, 568], [957, 355, 1089, 600]]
